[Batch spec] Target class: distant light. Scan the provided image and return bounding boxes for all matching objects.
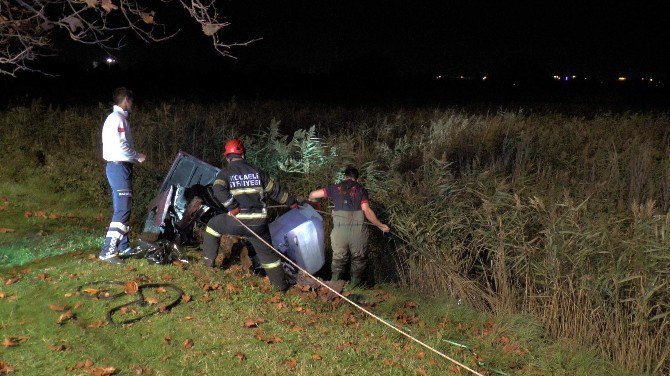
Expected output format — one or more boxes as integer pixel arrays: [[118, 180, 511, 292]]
[[618, 77, 626, 81], [482, 76, 488, 81], [641, 77, 646, 81], [553, 75, 561, 81], [459, 75, 465, 80], [564, 76, 569, 81], [649, 78, 654, 82], [436, 75, 442, 80], [571, 75, 576, 79], [105, 57, 116, 64]]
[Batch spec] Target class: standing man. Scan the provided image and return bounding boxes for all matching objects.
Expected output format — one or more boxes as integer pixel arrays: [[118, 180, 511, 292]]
[[308, 166, 390, 287], [99, 87, 146, 264], [203, 139, 298, 291]]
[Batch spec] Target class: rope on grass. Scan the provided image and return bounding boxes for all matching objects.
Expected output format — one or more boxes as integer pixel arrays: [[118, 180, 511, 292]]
[[231, 215, 484, 376]]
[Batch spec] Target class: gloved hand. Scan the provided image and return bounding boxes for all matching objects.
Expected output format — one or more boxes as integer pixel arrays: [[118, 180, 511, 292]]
[[228, 207, 240, 217], [305, 200, 322, 211], [290, 202, 299, 209]]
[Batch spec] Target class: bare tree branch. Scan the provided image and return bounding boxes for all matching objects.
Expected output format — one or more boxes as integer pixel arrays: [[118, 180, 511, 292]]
[[0, 0, 253, 76]]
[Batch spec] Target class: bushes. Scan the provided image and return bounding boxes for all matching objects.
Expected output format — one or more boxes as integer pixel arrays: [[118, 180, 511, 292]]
[[1, 99, 669, 373]]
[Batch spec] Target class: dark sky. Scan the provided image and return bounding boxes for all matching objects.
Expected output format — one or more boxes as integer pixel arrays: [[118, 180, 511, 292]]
[[36, 0, 670, 79]]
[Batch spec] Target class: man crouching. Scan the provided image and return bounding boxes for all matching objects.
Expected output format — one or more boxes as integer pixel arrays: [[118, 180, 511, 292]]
[[202, 139, 298, 291]]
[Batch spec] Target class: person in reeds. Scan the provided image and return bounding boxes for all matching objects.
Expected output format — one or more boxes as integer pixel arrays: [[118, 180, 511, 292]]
[[308, 166, 390, 288]]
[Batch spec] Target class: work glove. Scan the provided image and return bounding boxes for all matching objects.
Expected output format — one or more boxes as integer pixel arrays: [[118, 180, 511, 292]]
[[305, 200, 322, 211], [228, 207, 240, 217], [290, 203, 299, 209]]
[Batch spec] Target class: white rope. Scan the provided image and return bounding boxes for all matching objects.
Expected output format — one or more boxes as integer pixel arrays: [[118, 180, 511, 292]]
[[231, 215, 484, 376]]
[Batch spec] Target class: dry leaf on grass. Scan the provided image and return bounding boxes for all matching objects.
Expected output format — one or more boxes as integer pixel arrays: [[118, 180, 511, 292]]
[[156, 287, 167, 294], [0, 361, 15, 373], [284, 357, 297, 369], [48, 304, 69, 312], [4, 278, 19, 285], [311, 354, 322, 361], [49, 343, 72, 352], [87, 321, 107, 329], [89, 366, 117, 376], [0, 228, 16, 233], [144, 297, 159, 305], [2, 338, 18, 347], [56, 310, 74, 325], [181, 294, 191, 302], [162, 274, 173, 281], [82, 288, 100, 295], [234, 352, 246, 361], [73, 301, 85, 309], [124, 281, 139, 295], [182, 339, 193, 349], [243, 318, 266, 328]]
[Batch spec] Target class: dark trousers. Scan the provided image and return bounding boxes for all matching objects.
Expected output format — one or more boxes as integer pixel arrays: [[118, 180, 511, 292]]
[[203, 214, 287, 290], [100, 162, 133, 256]]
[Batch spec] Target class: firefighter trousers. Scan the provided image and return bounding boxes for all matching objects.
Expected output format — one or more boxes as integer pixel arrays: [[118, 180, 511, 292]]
[[330, 210, 369, 280], [100, 162, 133, 258], [203, 214, 287, 291]]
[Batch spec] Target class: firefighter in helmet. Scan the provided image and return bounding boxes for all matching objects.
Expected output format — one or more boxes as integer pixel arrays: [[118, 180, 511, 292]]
[[202, 139, 298, 291], [308, 166, 390, 287]]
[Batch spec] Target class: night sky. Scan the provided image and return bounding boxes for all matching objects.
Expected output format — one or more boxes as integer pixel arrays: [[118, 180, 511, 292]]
[[5, 0, 669, 105], [98, 0, 670, 78]]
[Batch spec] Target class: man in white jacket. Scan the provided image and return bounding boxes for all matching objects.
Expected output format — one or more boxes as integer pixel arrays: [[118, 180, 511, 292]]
[[99, 87, 146, 264]]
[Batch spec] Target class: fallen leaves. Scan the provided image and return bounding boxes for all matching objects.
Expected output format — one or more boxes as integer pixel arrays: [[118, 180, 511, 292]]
[[284, 357, 297, 369], [67, 359, 117, 375], [162, 274, 173, 282], [48, 304, 69, 312], [1, 336, 28, 348], [311, 354, 322, 361], [234, 352, 246, 361], [181, 294, 191, 302], [124, 281, 139, 295], [86, 321, 107, 329], [4, 278, 19, 286], [48, 343, 72, 352], [82, 287, 101, 296], [254, 331, 283, 344], [0, 361, 15, 374], [56, 310, 74, 325], [182, 339, 194, 349], [144, 297, 159, 305], [0, 228, 15, 233], [242, 318, 266, 328]]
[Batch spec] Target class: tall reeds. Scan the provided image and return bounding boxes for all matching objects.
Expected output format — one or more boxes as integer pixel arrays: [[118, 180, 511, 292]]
[[1, 100, 668, 373]]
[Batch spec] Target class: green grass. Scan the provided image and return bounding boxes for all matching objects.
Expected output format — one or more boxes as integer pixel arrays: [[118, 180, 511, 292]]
[[0, 179, 103, 267], [0, 179, 630, 375]]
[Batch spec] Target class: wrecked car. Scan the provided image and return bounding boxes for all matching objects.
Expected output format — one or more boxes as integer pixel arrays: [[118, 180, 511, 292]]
[[137, 151, 326, 276]]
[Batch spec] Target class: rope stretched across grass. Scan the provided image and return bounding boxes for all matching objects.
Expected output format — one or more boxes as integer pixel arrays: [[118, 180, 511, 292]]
[[231, 214, 484, 376]]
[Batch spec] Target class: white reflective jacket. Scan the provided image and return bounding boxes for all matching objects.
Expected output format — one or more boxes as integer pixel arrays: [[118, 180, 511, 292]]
[[102, 105, 140, 162]]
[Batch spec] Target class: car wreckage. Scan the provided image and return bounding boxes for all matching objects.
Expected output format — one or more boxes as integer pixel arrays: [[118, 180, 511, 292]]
[[136, 151, 326, 279]]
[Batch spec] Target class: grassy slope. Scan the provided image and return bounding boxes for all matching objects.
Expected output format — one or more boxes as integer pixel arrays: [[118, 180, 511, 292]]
[[0, 181, 630, 376]]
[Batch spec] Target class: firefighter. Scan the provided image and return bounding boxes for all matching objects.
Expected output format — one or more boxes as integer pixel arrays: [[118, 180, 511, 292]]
[[308, 166, 390, 287], [202, 139, 298, 291], [99, 87, 146, 265]]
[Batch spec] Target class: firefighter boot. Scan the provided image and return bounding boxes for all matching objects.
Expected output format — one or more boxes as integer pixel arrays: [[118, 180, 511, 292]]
[[264, 264, 288, 292]]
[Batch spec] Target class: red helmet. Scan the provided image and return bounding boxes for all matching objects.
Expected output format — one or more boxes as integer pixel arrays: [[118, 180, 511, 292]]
[[224, 139, 245, 157]]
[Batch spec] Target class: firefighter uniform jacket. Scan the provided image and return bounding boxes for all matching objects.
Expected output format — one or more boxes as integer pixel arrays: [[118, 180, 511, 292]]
[[212, 159, 296, 220]]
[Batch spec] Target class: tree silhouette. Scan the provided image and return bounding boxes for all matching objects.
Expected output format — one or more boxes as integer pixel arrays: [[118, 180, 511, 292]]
[[0, 0, 255, 76]]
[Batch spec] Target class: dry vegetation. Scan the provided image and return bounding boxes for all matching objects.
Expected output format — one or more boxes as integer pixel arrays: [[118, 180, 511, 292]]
[[1, 99, 669, 374]]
